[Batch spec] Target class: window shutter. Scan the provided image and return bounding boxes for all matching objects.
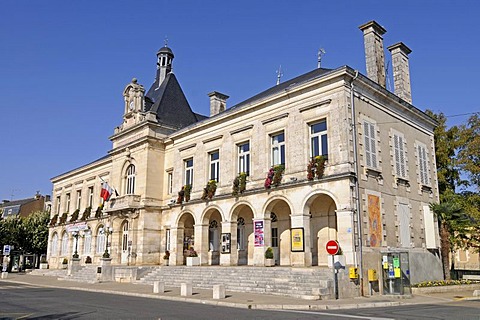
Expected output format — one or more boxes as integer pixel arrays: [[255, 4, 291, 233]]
[[364, 121, 371, 167], [394, 135, 400, 176], [399, 136, 406, 177]]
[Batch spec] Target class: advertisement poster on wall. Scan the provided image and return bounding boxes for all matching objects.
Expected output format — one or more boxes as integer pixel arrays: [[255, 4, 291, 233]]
[[254, 220, 264, 247]]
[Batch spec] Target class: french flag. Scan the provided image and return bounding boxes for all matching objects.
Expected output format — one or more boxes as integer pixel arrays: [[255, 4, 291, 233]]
[[100, 182, 114, 201]]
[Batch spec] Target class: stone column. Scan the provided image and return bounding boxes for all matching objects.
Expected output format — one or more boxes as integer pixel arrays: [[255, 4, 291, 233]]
[[99, 258, 113, 282], [68, 257, 82, 276], [170, 227, 183, 266], [336, 209, 355, 265], [220, 221, 237, 266], [194, 224, 208, 265], [253, 218, 271, 266], [290, 213, 312, 267]]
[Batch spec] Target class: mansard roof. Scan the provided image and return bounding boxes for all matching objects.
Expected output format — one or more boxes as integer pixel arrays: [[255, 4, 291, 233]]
[[145, 73, 206, 129]]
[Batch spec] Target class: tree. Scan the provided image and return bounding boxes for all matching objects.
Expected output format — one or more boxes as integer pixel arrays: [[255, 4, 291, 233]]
[[425, 110, 462, 196], [430, 192, 468, 280], [22, 211, 50, 255], [457, 113, 480, 191]]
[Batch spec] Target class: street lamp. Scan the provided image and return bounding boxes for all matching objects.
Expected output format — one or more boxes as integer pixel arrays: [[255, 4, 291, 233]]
[[72, 231, 80, 259], [100, 225, 113, 258]]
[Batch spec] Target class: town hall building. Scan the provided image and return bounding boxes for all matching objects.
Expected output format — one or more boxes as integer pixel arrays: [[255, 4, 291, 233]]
[[47, 21, 443, 297]]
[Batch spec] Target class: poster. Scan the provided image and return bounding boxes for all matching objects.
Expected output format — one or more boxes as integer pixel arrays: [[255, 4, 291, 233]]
[[221, 233, 231, 253], [368, 194, 382, 247], [290, 228, 305, 252], [254, 220, 264, 247]]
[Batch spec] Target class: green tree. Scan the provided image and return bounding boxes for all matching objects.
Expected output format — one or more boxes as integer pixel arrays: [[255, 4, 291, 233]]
[[457, 113, 480, 190], [425, 110, 462, 196], [22, 211, 50, 255], [0, 216, 24, 250], [430, 192, 468, 280]]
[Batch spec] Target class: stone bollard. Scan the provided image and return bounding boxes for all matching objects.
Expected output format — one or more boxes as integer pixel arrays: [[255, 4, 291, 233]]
[[153, 281, 165, 294], [181, 282, 192, 296], [1, 272, 8, 279], [474, 290, 480, 297], [213, 284, 225, 299]]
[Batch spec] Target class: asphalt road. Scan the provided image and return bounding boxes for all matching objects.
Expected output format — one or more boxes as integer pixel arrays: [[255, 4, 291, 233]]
[[0, 282, 479, 320]]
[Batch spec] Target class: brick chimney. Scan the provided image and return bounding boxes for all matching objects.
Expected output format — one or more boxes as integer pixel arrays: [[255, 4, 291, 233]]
[[208, 91, 229, 117], [359, 20, 387, 88], [388, 42, 412, 104]]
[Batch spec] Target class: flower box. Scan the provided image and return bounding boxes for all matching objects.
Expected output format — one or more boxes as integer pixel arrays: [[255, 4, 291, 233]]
[[186, 256, 200, 266]]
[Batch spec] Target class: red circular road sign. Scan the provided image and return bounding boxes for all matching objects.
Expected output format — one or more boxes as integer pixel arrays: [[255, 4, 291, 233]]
[[326, 240, 339, 255]]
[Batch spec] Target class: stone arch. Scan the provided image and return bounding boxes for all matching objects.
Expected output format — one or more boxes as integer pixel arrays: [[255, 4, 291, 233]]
[[263, 196, 292, 266], [201, 206, 224, 265], [230, 201, 255, 265], [303, 191, 338, 266], [174, 211, 196, 265]]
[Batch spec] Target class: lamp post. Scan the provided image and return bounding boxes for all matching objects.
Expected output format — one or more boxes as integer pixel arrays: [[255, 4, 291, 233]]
[[72, 231, 80, 259], [100, 225, 113, 258]]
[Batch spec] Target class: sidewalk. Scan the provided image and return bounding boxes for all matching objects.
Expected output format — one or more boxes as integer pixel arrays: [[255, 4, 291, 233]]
[[1, 272, 478, 311]]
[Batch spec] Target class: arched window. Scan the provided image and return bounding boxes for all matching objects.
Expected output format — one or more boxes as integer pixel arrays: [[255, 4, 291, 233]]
[[83, 229, 92, 255], [61, 232, 69, 256], [126, 165, 136, 194], [96, 226, 106, 254], [51, 233, 59, 256]]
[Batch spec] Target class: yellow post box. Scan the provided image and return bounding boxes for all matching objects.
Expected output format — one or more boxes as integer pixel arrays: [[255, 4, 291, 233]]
[[368, 269, 378, 281], [349, 267, 358, 279]]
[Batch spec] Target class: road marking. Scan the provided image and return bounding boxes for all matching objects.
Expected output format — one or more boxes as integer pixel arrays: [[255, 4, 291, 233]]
[[279, 310, 394, 320]]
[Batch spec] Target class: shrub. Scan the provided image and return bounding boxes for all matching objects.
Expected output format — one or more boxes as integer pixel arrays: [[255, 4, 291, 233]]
[[265, 247, 274, 259]]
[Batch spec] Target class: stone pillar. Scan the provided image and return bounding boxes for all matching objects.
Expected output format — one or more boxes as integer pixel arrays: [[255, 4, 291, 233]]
[[170, 227, 182, 266], [99, 258, 113, 282], [213, 284, 226, 299], [359, 20, 387, 88], [290, 213, 312, 267], [253, 218, 271, 266], [194, 224, 208, 265], [220, 221, 238, 266], [387, 42, 412, 104], [68, 258, 82, 276], [336, 209, 355, 265]]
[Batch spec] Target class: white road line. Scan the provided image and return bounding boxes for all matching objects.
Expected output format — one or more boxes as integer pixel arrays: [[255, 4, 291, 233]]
[[279, 309, 394, 320]]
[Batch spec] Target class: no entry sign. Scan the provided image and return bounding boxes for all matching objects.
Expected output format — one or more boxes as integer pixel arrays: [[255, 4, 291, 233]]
[[326, 240, 339, 255]]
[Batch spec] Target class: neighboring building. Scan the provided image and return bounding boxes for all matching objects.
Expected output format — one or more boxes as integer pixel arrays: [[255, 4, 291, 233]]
[[47, 21, 443, 297], [0, 193, 49, 219]]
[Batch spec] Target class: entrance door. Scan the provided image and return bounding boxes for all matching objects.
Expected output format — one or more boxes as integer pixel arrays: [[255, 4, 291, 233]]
[[121, 222, 129, 264]]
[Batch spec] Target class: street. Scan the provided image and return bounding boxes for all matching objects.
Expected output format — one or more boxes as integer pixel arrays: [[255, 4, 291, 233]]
[[0, 282, 479, 319]]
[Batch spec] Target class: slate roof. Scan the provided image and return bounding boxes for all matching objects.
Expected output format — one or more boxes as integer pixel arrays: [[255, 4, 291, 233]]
[[0, 198, 33, 209], [145, 73, 205, 129]]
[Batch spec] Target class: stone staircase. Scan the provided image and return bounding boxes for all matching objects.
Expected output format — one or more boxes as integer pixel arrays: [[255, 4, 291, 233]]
[[137, 266, 333, 300], [60, 265, 98, 283], [28, 268, 68, 277]]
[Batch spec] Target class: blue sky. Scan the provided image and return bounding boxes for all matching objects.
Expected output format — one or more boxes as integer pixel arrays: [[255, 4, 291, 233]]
[[1, 0, 478, 200]]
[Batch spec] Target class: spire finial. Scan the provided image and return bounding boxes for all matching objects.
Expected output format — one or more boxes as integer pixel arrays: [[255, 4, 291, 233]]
[[164, 36, 168, 47], [317, 48, 326, 68], [276, 65, 283, 85]]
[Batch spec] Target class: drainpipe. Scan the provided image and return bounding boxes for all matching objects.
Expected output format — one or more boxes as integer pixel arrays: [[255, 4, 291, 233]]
[[349, 70, 364, 296]]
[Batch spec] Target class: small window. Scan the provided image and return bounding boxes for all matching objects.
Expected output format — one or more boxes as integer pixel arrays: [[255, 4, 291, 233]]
[[209, 151, 220, 182], [238, 142, 250, 175], [310, 120, 328, 158], [56, 196, 61, 215], [65, 193, 71, 213], [76, 190, 82, 210], [271, 132, 285, 166], [88, 187, 94, 207], [167, 172, 173, 194], [184, 159, 194, 186]]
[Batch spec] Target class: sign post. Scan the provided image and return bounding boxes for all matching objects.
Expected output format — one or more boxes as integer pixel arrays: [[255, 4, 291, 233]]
[[326, 240, 340, 299]]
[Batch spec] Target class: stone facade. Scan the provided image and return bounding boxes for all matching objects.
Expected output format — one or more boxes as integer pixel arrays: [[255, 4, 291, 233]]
[[47, 21, 443, 297]]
